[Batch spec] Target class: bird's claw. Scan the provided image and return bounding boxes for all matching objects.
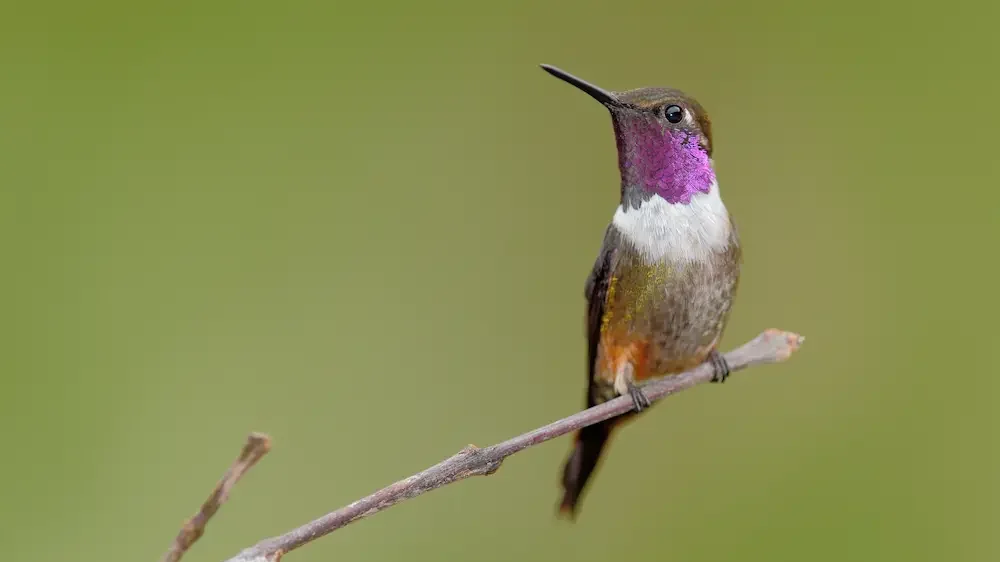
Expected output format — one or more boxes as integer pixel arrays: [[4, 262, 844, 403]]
[[709, 350, 730, 383], [627, 381, 651, 412]]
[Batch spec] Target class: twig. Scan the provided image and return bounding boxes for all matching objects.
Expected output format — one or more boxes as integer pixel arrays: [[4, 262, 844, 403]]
[[224, 329, 803, 562], [161, 432, 272, 562]]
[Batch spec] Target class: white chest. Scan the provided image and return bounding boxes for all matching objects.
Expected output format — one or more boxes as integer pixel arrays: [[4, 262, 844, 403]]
[[611, 179, 732, 263]]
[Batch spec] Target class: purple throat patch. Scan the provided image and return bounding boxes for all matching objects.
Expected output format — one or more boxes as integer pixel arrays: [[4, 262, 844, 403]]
[[616, 118, 715, 204]]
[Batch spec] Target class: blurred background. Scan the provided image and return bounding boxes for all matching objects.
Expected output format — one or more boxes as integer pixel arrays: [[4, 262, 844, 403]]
[[2, 1, 998, 561]]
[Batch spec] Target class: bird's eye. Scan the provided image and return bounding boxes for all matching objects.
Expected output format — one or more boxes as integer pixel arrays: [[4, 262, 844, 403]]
[[664, 105, 684, 124]]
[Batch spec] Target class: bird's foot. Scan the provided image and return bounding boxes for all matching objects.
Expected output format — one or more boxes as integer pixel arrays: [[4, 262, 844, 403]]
[[614, 363, 650, 412], [709, 350, 730, 383], [626, 380, 651, 412]]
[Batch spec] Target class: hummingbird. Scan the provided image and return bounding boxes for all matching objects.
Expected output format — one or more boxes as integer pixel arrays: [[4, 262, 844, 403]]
[[540, 65, 742, 517]]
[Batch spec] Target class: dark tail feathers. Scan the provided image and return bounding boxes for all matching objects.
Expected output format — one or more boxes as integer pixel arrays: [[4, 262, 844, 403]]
[[558, 420, 613, 518]]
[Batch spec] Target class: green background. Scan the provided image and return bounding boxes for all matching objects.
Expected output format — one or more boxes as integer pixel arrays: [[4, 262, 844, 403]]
[[3, 1, 998, 561]]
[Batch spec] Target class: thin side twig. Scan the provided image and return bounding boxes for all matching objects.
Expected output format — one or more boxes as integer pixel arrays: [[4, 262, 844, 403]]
[[224, 329, 803, 562], [161, 432, 272, 562]]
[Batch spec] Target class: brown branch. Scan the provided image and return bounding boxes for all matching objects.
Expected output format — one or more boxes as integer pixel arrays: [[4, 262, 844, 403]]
[[161, 432, 272, 562], [223, 329, 803, 562]]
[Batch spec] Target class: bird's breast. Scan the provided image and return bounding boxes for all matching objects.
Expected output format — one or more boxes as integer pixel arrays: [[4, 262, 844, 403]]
[[596, 221, 741, 384]]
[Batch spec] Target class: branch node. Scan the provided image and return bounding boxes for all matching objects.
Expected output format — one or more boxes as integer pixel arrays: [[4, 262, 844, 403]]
[[459, 444, 481, 455], [455, 444, 503, 476], [481, 459, 503, 476]]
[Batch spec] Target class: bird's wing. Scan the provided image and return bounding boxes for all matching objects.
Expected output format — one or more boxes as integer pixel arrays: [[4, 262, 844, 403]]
[[583, 226, 617, 408]]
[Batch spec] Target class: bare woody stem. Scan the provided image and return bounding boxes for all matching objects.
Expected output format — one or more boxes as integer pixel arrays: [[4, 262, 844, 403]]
[[223, 329, 804, 562], [161, 432, 272, 562]]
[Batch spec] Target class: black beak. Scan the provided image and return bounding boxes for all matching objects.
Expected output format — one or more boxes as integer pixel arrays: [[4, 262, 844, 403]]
[[540, 64, 621, 107]]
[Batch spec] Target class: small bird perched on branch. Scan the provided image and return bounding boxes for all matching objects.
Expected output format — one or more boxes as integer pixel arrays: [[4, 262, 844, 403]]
[[540, 65, 742, 517]]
